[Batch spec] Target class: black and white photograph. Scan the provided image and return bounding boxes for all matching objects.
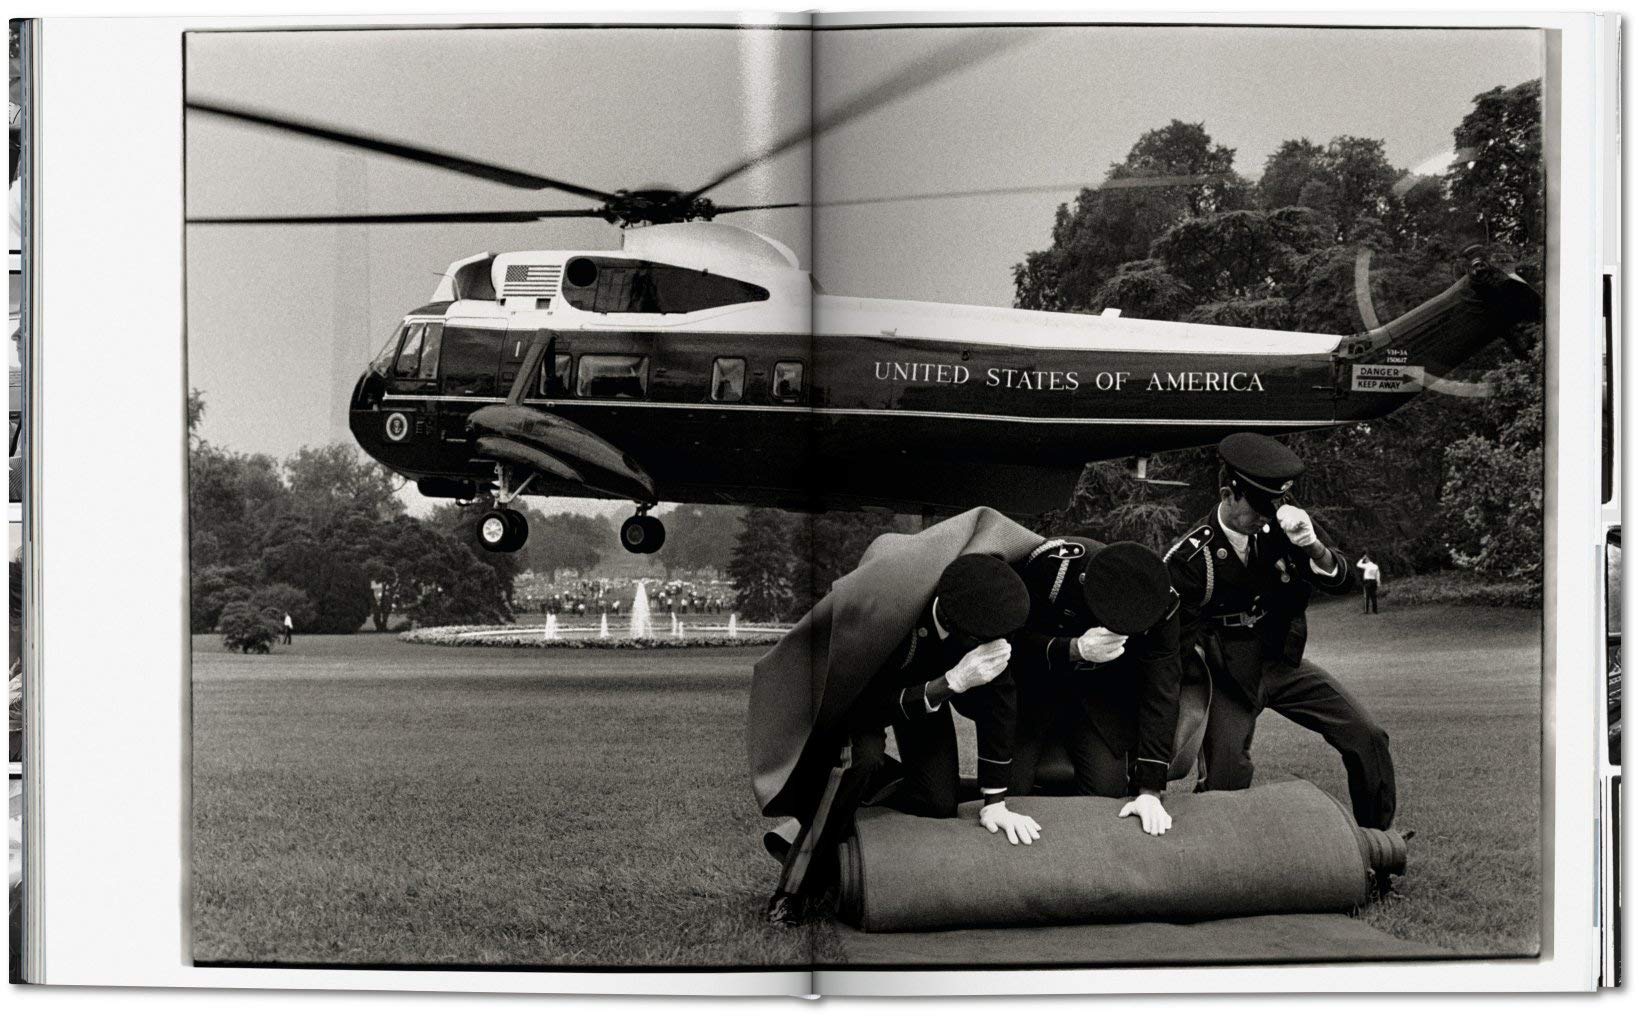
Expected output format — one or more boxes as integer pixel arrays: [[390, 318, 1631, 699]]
[[182, 22, 1548, 971]]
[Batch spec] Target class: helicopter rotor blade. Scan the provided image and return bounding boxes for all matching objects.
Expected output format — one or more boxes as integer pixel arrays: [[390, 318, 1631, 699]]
[[184, 208, 611, 226], [186, 99, 622, 203], [682, 30, 1036, 203], [802, 174, 1236, 210], [709, 201, 807, 215]]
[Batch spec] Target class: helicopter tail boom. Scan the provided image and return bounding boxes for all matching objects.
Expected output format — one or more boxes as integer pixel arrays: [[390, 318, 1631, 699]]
[[1336, 253, 1542, 378]]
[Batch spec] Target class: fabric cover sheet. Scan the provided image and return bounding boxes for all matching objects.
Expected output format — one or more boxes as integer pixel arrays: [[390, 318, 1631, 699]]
[[838, 780, 1372, 932]]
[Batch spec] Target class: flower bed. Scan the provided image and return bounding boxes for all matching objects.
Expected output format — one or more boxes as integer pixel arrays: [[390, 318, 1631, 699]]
[[401, 624, 788, 649]]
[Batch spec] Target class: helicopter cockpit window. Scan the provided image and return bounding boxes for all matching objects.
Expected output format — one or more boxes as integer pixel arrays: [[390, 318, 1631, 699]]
[[560, 257, 770, 315], [577, 355, 649, 399], [539, 354, 573, 396], [415, 324, 444, 381], [393, 324, 427, 378], [370, 326, 405, 376], [772, 361, 804, 402], [710, 358, 746, 402]]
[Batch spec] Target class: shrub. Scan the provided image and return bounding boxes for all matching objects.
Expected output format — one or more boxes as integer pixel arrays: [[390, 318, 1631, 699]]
[[219, 600, 281, 654]]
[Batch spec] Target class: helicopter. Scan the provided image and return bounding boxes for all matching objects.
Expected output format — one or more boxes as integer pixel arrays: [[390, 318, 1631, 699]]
[[185, 44, 1541, 557]]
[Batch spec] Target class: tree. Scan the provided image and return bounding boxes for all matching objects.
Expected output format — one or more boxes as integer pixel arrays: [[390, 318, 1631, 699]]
[[248, 581, 317, 634], [361, 515, 512, 630], [1014, 121, 1248, 312], [524, 510, 612, 577], [190, 563, 256, 633], [218, 601, 281, 654], [258, 528, 373, 634], [427, 502, 525, 606], [1448, 79, 1544, 250], [1437, 340, 1543, 580], [1258, 138, 1328, 210], [188, 441, 289, 571], [727, 509, 801, 621], [1088, 260, 1195, 320], [656, 504, 744, 575], [284, 444, 404, 524], [1038, 457, 1201, 551]]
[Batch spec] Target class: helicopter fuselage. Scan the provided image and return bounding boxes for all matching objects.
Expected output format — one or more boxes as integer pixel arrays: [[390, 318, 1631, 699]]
[[348, 223, 1535, 518]]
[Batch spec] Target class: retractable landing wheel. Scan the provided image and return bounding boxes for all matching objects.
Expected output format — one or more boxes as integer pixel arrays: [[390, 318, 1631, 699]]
[[619, 513, 666, 554], [477, 508, 529, 554]]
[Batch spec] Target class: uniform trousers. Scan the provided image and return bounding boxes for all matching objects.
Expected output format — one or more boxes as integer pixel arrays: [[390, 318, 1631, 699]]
[[1011, 683, 1129, 797], [1362, 580, 1379, 614], [1197, 654, 1396, 830]]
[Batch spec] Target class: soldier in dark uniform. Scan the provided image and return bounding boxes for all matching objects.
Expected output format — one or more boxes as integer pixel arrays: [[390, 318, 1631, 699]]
[[1164, 433, 1396, 830], [765, 553, 1037, 924], [1010, 539, 1181, 835]]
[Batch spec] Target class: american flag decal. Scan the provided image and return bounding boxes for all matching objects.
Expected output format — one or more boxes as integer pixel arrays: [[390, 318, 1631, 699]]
[[501, 263, 563, 299]]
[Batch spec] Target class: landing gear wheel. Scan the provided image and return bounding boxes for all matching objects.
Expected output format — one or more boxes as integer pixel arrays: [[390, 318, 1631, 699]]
[[477, 509, 529, 554], [619, 514, 666, 554], [502, 508, 529, 552]]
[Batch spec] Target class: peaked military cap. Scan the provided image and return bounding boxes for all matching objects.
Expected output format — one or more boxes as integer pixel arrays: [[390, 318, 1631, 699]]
[[1081, 541, 1173, 636], [935, 554, 1031, 641], [1219, 432, 1304, 514]]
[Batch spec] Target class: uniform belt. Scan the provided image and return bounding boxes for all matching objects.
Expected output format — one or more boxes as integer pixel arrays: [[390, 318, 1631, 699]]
[[1208, 610, 1265, 629]]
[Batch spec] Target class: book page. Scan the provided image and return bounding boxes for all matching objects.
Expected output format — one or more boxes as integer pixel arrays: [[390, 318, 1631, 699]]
[[803, 11, 1603, 993], [35, 12, 813, 995]]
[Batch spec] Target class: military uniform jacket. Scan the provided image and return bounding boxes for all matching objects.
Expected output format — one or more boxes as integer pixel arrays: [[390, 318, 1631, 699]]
[[1010, 540, 1182, 794], [850, 600, 1019, 795], [1164, 508, 1352, 706]]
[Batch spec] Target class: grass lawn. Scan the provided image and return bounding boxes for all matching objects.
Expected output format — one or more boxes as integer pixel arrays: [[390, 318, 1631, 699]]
[[191, 600, 1540, 967]]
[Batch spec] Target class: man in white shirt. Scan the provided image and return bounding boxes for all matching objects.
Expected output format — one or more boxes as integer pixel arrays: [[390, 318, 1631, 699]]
[[1356, 554, 1382, 614]]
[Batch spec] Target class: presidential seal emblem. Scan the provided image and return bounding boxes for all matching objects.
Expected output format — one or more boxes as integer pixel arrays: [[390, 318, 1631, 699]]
[[384, 412, 411, 443]]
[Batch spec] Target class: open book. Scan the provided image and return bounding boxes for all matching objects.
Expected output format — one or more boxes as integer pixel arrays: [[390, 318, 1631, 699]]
[[7, 11, 1623, 997]]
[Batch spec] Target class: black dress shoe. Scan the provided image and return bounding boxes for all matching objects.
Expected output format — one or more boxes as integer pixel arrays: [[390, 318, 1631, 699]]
[[765, 892, 804, 926]]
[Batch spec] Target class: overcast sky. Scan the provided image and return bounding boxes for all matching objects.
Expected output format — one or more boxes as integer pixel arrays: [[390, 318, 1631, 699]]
[[184, 24, 1541, 518]]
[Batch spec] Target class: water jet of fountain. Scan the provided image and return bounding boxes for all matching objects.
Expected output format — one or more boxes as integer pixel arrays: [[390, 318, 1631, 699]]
[[543, 613, 559, 641], [629, 581, 654, 639], [728, 613, 738, 638], [670, 612, 679, 637], [599, 613, 610, 639]]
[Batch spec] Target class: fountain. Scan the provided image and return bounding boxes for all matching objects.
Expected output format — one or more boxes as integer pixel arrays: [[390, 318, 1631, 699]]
[[402, 591, 790, 648], [628, 581, 655, 639]]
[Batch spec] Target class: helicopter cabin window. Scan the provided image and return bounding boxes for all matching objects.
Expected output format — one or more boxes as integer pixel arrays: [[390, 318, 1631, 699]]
[[440, 326, 503, 397], [538, 354, 573, 397], [772, 361, 804, 402], [559, 256, 770, 315], [710, 358, 746, 402], [577, 355, 649, 399]]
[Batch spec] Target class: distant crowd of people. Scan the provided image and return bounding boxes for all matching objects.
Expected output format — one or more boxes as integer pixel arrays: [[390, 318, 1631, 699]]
[[528, 577, 734, 618]]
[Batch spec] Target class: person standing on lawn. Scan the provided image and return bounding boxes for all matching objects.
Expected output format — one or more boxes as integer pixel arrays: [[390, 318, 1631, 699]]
[[1356, 554, 1382, 614]]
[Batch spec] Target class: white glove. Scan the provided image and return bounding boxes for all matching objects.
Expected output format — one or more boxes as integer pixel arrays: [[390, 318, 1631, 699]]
[[1073, 626, 1128, 664], [979, 802, 1042, 845], [944, 638, 1011, 694], [1275, 504, 1318, 548], [1118, 793, 1173, 836]]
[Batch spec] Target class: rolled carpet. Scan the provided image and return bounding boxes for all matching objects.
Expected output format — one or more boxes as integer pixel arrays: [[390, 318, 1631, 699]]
[[837, 779, 1405, 932]]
